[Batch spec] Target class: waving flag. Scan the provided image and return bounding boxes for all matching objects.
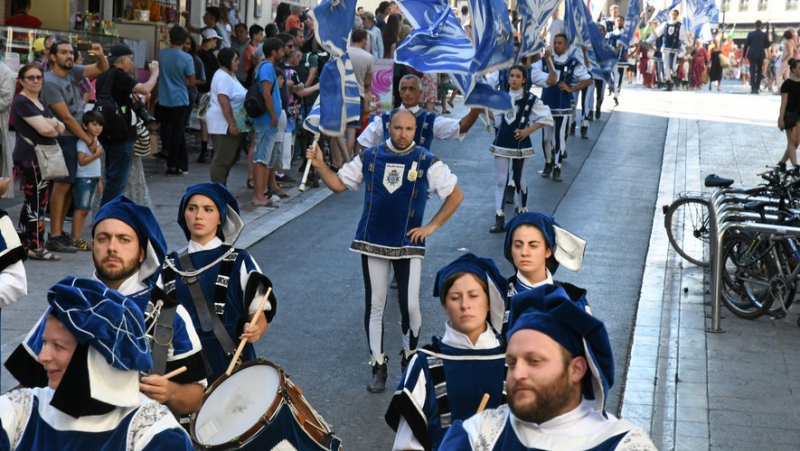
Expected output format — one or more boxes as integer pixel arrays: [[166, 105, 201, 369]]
[[317, 53, 361, 135], [395, 0, 474, 74], [516, 0, 562, 62], [565, 0, 617, 83], [683, 0, 719, 36], [303, 100, 321, 135], [620, 0, 643, 47], [587, 0, 606, 21], [309, 0, 357, 56], [468, 0, 515, 74], [654, 0, 681, 23], [450, 73, 513, 112]]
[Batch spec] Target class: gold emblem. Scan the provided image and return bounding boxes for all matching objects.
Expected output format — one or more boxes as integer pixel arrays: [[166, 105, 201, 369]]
[[408, 162, 418, 181]]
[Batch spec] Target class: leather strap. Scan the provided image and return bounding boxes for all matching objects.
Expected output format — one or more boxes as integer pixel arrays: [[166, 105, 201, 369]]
[[149, 288, 178, 376]]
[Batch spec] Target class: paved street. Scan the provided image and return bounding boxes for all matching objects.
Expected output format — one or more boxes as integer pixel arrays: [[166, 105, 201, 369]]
[[0, 79, 788, 450]]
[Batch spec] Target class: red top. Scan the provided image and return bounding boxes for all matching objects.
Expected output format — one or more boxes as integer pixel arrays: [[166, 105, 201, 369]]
[[285, 15, 301, 32], [5, 14, 43, 28]]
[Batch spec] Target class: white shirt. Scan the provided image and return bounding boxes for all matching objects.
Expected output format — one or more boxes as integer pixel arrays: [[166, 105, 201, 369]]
[[529, 52, 591, 88], [392, 322, 501, 451], [493, 89, 554, 129], [516, 270, 554, 290], [207, 70, 247, 135], [357, 105, 464, 149]]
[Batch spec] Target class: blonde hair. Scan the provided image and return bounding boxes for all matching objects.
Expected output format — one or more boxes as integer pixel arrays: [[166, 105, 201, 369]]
[[398, 24, 412, 42]]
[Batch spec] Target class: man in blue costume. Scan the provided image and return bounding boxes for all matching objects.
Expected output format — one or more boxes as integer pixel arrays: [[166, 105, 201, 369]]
[[0, 277, 193, 450], [307, 109, 464, 393], [5, 197, 209, 421], [439, 285, 656, 450], [656, 9, 687, 92]]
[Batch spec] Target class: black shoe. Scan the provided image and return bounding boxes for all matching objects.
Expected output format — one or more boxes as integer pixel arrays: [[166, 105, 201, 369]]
[[277, 174, 297, 184], [541, 162, 553, 178], [196, 152, 209, 163], [46, 235, 77, 253], [595, 110, 601, 119], [587, 114, 593, 122], [553, 167, 563, 182], [581, 125, 588, 139], [613, 96, 619, 106], [166, 168, 185, 177], [489, 214, 505, 233], [562, 149, 568, 159], [778, 162, 787, 172], [505, 185, 515, 204], [367, 361, 388, 393], [155, 152, 169, 161], [569, 121, 576, 136], [390, 276, 398, 289], [399, 350, 415, 372]]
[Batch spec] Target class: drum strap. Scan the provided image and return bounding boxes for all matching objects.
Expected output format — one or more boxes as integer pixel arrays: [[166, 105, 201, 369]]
[[423, 343, 453, 429], [178, 252, 237, 356], [150, 287, 178, 376]]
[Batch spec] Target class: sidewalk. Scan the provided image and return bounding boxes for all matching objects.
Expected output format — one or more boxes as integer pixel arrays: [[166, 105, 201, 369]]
[[620, 83, 800, 450], [0, 136, 333, 392]]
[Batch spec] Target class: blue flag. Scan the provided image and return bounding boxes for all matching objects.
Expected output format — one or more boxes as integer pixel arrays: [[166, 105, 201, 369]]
[[317, 53, 361, 136], [396, 0, 474, 74], [468, 0, 515, 74], [620, 0, 643, 48], [450, 73, 513, 112], [309, 0, 358, 56], [516, 0, 562, 62], [684, 0, 719, 36], [654, 0, 681, 23], [565, 0, 617, 84], [302, 99, 321, 135]]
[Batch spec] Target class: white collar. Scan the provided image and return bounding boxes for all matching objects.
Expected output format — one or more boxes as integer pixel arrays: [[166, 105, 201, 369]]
[[188, 236, 223, 253], [92, 271, 147, 296], [509, 88, 525, 99], [385, 139, 415, 153], [516, 270, 553, 289], [511, 400, 610, 436], [553, 52, 570, 63], [400, 105, 421, 114], [441, 321, 500, 350]]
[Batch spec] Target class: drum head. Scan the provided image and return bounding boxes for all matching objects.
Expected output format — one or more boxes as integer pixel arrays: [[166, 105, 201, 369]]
[[194, 363, 282, 446]]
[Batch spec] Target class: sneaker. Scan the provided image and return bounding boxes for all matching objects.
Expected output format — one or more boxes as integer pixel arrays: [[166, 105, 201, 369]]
[[46, 235, 77, 253], [276, 174, 297, 184], [581, 125, 588, 139], [166, 168, 185, 177], [553, 167, 563, 182], [541, 162, 553, 178], [72, 239, 91, 251]]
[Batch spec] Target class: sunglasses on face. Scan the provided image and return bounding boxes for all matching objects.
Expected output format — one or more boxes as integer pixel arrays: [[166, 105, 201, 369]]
[[24, 75, 43, 81]]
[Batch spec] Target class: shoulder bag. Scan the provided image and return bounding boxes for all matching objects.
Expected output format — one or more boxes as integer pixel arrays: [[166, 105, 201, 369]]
[[18, 133, 68, 181]]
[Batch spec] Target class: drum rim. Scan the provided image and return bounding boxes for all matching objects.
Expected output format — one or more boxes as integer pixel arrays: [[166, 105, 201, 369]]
[[191, 358, 285, 449]]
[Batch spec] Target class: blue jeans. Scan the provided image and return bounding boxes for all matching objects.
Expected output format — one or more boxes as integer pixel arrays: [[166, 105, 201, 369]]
[[100, 140, 133, 206]]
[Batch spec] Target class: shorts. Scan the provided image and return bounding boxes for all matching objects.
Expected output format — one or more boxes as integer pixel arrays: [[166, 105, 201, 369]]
[[347, 96, 365, 130], [253, 122, 280, 168], [54, 135, 79, 184], [73, 177, 98, 210]]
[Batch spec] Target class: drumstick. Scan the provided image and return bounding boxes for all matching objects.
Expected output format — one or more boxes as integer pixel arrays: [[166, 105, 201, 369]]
[[163, 366, 187, 380], [225, 287, 273, 376], [298, 135, 320, 192], [476, 393, 490, 413]]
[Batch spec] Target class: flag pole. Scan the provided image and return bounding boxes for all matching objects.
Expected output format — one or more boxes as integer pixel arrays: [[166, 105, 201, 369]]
[[298, 135, 320, 192]]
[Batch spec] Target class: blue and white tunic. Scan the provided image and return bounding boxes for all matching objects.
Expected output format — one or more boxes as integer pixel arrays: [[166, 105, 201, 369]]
[[439, 401, 656, 450], [386, 323, 506, 451], [160, 238, 275, 384], [489, 90, 553, 159], [0, 210, 26, 308], [529, 53, 591, 116], [606, 30, 630, 66], [338, 141, 457, 259], [0, 388, 192, 450], [357, 106, 464, 150], [658, 20, 685, 52]]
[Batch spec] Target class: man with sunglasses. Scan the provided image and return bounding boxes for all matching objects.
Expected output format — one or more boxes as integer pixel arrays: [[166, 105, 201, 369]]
[[42, 40, 108, 253]]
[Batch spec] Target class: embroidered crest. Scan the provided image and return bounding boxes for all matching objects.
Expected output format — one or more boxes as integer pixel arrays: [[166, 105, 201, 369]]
[[383, 163, 405, 193]]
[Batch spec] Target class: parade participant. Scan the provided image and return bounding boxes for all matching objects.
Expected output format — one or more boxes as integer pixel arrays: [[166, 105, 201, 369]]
[[657, 9, 687, 91], [607, 17, 629, 105], [6, 196, 209, 418], [307, 109, 464, 393], [530, 34, 592, 182], [160, 182, 277, 383], [0, 277, 193, 450], [357, 74, 482, 151], [488, 65, 553, 234], [0, 179, 27, 388], [439, 285, 657, 450], [385, 253, 507, 451]]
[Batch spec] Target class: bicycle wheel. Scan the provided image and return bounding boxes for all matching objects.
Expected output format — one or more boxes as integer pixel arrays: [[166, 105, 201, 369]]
[[664, 196, 711, 267], [720, 233, 782, 319]]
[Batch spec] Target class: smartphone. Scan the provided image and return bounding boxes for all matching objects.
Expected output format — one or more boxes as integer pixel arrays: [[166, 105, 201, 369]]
[[76, 42, 93, 51]]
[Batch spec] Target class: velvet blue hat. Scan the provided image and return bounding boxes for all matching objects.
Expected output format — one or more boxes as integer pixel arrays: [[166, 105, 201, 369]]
[[503, 212, 586, 275], [433, 253, 508, 332], [93, 196, 167, 286], [507, 284, 614, 415], [178, 183, 244, 245]]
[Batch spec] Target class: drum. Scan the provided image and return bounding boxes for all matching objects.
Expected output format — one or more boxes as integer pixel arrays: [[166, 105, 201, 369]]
[[191, 359, 342, 450]]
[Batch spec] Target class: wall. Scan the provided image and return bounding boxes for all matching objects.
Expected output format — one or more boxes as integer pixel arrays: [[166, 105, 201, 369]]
[[28, 0, 71, 30]]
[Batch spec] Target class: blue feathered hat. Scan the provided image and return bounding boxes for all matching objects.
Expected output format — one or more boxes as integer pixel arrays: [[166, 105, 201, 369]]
[[178, 183, 244, 245], [93, 196, 167, 286], [433, 253, 508, 333], [503, 212, 586, 275], [507, 284, 614, 415]]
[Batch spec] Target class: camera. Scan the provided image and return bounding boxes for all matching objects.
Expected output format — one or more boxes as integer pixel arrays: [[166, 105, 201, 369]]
[[131, 96, 157, 126], [76, 42, 93, 51]]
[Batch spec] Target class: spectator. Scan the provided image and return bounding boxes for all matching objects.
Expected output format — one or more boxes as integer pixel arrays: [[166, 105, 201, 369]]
[[251, 38, 284, 207], [183, 35, 206, 116], [157, 25, 196, 177], [778, 59, 800, 170], [285, 5, 303, 32], [196, 28, 222, 164], [362, 11, 384, 60], [231, 23, 250, 84], [265, 22, 280, 40], [95, 43, 159, 205], [302, 11, 314, 43], [42, 40, 108, 254], [744, 20, 771, 94], [208, 47, 248, 185], [376, 1, 391, 31], [32, 35, 58, 73], [343, 29, 373, 163], [357, 6, 365, 18], [779, 29, 796, 85], [279, 49, 318, 183], [4, 0, 41, 28], [459, 5, 469, 27], [0, 37, 14, 198], [275, 3, 292, 32], [383, 13, 403, 59], [243, 24, 265, 83], [12, 63, 66, 260], [71, 111, 104, 251], [182, 6, 223, 51], [218, 2, 234, 48]]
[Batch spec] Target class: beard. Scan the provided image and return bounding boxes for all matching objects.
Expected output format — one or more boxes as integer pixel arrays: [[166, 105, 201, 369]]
[[508, 364, 574, 425], [93, 252, 139, 286]]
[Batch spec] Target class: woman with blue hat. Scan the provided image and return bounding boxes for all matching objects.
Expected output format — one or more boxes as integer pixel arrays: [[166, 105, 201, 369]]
[[0, 277, 192, 449], [385, 253, 508, 451], [160, 183, 277, 383]]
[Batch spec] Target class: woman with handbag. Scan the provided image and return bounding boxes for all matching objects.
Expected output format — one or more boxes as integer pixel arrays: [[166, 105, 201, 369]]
[[12, 63, 65, 261], [778, 59, 800, 172]]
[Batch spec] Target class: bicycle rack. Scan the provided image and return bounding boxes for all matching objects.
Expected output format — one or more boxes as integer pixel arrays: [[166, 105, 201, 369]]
[[708, 187, 800, 333]]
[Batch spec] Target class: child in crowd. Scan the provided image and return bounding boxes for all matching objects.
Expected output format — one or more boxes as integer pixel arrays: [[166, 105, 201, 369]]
[[72, 111, 104, 251], [267, 68, 289, 201]]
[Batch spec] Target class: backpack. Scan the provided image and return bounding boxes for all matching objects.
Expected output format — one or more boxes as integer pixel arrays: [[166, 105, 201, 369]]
[[244, 61, 277, 119], [93, 69, 129, 142]]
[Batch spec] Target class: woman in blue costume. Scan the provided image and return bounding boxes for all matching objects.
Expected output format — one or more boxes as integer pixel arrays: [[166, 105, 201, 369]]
[[0, 277, 192, 450], [159, 183, 277, 383], [385, 253, 508, 451]]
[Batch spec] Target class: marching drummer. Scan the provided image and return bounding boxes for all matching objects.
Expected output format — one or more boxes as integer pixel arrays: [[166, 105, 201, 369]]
[[159, 183, 277, 383], [307, 109, 464, 393]]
